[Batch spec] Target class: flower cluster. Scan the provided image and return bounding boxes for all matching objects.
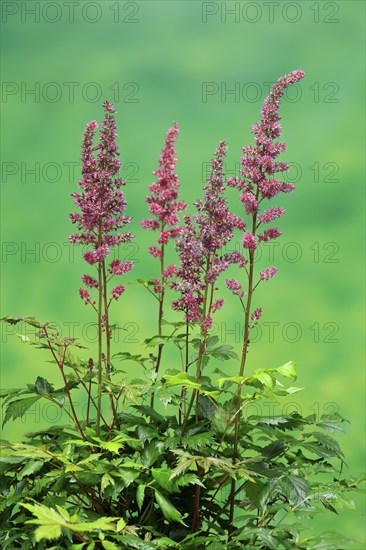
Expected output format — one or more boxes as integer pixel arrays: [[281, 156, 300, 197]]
[[226, 70, 304, 317], [141, 122, 187, 250], [172, 142, 244, 328], [228, 70, 305, 254], [70, 101, 134, 303]]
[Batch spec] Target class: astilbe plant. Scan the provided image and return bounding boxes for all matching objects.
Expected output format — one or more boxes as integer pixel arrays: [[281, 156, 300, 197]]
[[1, 72, 364, 550]]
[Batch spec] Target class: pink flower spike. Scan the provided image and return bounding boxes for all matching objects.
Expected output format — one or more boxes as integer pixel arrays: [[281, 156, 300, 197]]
[[211, 299, 224, 313], [260, 267, 278, 281], [82, 274, 99, 288], [226, 279, 245, 298], [111, 285, 125, 300], [258, 228, 282, 242], [149, 246, 161, 258], [251, 307, 262, 322], [242, 232, 257, 250], [79, 288, 95, 305], [162, 265, 176, 279], [259, 207, 285, 224], [201, 315, 213, 333], [240, 192, 258, 214], [109, 259, 133, 275]]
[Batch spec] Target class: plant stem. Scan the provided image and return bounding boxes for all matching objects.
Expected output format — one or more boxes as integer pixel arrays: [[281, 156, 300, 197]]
[[102, 261, 119, 429], [43, 327, 86, 441], [228, 192, 259, 535], [151, 242, 165, 408], [182, 257, 211, 428], [96, 238, 103, 436]]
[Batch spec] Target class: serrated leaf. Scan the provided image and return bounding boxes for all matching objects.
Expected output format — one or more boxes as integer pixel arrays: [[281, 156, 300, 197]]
[[252, 370, 276, 389], [277, 475, 310, 506], [35, 376, 54, 396], [136, 484, 145, 511], [208, 344, 238, 361], [300, 531, 357, 549], [116, 517, 126, 532], [311, 432, 344, 457], [34, 523, 62, 542], [275, 361, 297, 380], [142, 440, 165, 467], [101, 473, 115, 494], [18, 460, 44, 479], [2, 396, 41, 427], [163, 372, 200, 389], [217, 376, 247, 388], [154, 489, 186, 525]]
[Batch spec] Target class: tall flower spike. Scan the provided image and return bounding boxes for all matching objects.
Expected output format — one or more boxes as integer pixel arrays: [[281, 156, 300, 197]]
[[226, 70, 305, 283], [141, 122, 187, 249], [172, 141, 244, 326], [70, 101, 134, 304]]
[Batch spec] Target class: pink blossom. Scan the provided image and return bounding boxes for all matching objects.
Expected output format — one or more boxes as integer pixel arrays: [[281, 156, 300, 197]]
[[149, 246, 161, 258], [70, 102, 134, 303], [260, 267, 278, 281], [259, 207, 285, 224], [211, 299, 224, 313], [141, 219, 159, 231], [201, 315, 213, 334], [240, 192, 258, 214], [162, 265, 176, 278], [226, 279, 245, 298], [258, 228, 282, 242], [82, 274, 99, 288], [242, 232, 257, 250], [141, 122, 187, 254], [153, 278, 164, 294], [79, 288, 95, 305], [251, 308, 262, 322], [109, 259, 134, 275], [111, 285, 125, 300]]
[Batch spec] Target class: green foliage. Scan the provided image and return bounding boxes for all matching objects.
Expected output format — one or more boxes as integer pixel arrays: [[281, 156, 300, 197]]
[[1, 320, 364, 549]]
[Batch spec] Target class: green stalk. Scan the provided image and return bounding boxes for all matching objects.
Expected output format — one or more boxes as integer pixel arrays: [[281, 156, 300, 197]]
[[102, 261, 119, 429], [228, 191, 259, 535], [96, 223, 103, 436], [151, 240, 165, 408]]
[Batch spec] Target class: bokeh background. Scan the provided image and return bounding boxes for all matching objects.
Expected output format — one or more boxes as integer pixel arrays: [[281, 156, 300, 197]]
[[1, 0, 365, 545]]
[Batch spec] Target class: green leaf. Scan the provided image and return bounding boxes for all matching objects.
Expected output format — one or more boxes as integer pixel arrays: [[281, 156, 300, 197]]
[[136, 484, 145, 511], [252, 370, 276, 389], [277, 475, 310, 506], [311, 432, 344, 457], [207, 344, 238, 361], [154, 489, 186, 525], [101, 473, 115, 494], [144, 335, 172, 348], [142, 440, 165, 467], [34, 523, 62, 542], [116, 517, 126, 532], [300, 531, 357, 549], [18, 460, 44, 479], [102, 542, 119, 550], [152, 468, 176, 493], [35, 376, 54, 396], [275, 361, 297, 380], [317, 413, 346, 432], [2, 396, 41, 427], [163, 372, 200, 389], [217, 376, 247, 388]]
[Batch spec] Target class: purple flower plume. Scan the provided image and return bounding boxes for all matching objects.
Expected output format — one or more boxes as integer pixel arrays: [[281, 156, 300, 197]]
[[141, 122, 187, 249], [172, 141, 244, 326], [70, 101, 134, 303], [226, 70, 304, 315]]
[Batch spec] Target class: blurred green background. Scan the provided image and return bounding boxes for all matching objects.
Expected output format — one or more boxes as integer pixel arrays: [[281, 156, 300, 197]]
[[1, 0, 365, 544]]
